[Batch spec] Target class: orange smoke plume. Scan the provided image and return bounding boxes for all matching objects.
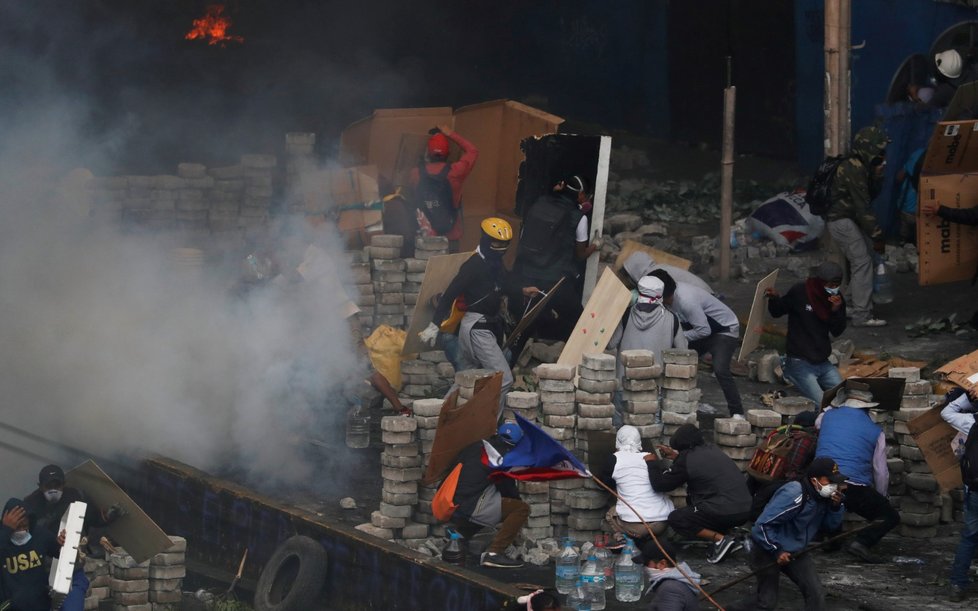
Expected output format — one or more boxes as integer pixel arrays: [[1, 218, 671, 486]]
[[185, 5, 244, 46]]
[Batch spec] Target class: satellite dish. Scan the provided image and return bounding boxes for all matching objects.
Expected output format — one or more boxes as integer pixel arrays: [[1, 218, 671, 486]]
[[929, 20, 978, 59]]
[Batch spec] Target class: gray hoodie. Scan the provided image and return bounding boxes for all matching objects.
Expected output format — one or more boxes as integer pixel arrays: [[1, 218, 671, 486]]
[[609, 301, 687, 380], [622, 252, 714, 296], [644, 562, 702, 610]]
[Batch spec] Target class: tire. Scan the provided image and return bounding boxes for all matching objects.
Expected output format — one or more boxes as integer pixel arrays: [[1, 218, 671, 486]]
[[253, 535, 327, 611]]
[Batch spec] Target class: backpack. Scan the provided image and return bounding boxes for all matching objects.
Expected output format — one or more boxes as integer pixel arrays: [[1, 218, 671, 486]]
[[416, 163, 456, 235], [805, 155, 848, 216], [432, 463, 463, 522], [747, 425, 817, 482], [518, 194, 576, 272]]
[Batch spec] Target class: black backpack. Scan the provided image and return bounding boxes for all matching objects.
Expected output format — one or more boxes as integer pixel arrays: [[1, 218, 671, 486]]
[[416, 163, 456, 235], [961, 417, 978, 489], [805, 155, 848, 216], [518, 194, 575, 271]]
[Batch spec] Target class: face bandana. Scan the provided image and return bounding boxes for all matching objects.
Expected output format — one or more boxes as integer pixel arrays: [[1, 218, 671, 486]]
[[44, 489, 63, 503], [10, 531, 31, 546], [579, 199, 593, 214]]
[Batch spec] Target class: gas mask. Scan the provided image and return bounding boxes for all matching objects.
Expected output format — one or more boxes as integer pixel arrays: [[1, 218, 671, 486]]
[[10, 531, 31, 546], [44, 489, 63, 503]]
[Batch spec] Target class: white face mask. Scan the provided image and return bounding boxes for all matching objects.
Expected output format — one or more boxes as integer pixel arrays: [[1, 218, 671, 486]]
[[815, 480, 838, 498], [824, 286, 840, 295], [43, 489, 62, 503], [10, 531, 31, 546]]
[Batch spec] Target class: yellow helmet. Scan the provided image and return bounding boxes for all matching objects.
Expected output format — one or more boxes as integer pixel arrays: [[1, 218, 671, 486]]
[[481, 217, 513, 241]]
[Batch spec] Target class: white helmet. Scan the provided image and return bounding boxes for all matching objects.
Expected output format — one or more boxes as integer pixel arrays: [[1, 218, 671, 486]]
[[936, 49, 963, 79]]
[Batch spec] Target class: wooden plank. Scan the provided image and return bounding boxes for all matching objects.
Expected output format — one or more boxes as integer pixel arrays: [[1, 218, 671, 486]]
[[502, 277, 565, 350], [557, 267, 631, 368], [402, 252, 474, 355], [582, 135, 612, 304], [613, 239, 692, 272], [66, 460, 173, 564], [738, 268, 779, 362]]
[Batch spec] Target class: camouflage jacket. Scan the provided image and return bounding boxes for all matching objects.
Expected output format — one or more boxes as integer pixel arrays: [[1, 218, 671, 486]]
[[826, 127, 887, 238]]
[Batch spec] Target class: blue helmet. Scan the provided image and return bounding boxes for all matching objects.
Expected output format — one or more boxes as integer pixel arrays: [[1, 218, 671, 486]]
[[497, 422, 523, 445]]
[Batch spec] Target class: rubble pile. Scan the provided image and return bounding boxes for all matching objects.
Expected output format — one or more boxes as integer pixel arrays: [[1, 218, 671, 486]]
[[619, 349, 663, 439], [369, 234, 406, 329]]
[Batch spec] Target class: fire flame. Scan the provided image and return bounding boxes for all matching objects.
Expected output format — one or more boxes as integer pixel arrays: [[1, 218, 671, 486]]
[[185, 5, 243, 46]]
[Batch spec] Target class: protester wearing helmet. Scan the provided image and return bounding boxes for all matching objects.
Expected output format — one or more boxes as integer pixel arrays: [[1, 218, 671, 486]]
[[420, 218, 540, 413], [823, 125, 889, 327], [408, 125, 479, 250], [446, 422, 529, 568]]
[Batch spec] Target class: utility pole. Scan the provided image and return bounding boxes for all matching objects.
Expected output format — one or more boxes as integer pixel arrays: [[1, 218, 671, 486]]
[[824, 0, 852, 156], [719, 58, 735, 282]]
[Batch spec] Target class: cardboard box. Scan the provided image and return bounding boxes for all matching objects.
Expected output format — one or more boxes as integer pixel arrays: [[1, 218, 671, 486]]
[[819, 377, 906, 412], [917, 117, 978, 286], [907, 406, 963, 491], [936, 348, 978, 394]]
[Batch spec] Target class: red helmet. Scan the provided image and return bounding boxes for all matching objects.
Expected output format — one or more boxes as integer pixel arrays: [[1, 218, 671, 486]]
[[427, 133, 450, 158]]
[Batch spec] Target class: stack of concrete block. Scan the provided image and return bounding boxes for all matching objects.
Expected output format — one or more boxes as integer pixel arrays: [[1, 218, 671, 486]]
[[411, 398, 443, 532], [619, 349, 663, 439], [148, 536, 187, 609], [575, 353, 617, 449], [83, 556, 110, 610], [284, 132, 316, 211], [566, 487, 609, 543], [239, 154, 276, 230], [348, 250, 375, 331], [714, 417, 756, 471], [519, 481, 554, 541], [548, 478, 581, 537], [455, 369, 496, 407], [535, 364, 577, 451], [402, 358, 439, 401], [108, 548, 151, 610], [414, 235, 450, 260], [85, 176, 125, 226], [357, 416, 422, 540], [660, 349, 700, 438], [772, 396, 816, 426], [371, 235, 407, 329], [173, 163, 213, 236], [504, 391, 540, 423], [746, 409, 783, 443], [892, 367, 931, 412], [207, 164, 246, 233], [404, 258, 426, 322]]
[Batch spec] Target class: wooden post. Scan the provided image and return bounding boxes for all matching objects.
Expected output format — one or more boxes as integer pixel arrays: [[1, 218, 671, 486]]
[[824, 0, 841, 157], [719, 85, 736, 282], [582, 136, 613, 304], [839, 0, 852, 151]]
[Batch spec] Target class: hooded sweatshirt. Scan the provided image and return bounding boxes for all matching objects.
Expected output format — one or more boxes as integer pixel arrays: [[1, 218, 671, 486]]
[[609, 299, 687, 380], [598, 427, 675, 523], [645, 562, 701, 610], [622, 252, 713, 296], [0, 498, 60, 611]]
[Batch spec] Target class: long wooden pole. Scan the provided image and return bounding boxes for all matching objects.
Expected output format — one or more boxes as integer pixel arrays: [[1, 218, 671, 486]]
[[824, 0, 841, 157], [719, 85, 736, 282]]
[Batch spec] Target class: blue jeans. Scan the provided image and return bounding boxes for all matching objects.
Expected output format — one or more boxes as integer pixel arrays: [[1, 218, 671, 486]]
[[782, 357, 842, 404], [951, 488, 978, 589]]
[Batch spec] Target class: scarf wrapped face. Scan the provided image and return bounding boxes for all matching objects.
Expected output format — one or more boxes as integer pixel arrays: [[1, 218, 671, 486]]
[[616, 425, 643, 453]]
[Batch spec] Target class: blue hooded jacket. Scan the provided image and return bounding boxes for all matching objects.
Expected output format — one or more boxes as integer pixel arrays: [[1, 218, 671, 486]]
[[752, 481, 843, 555]]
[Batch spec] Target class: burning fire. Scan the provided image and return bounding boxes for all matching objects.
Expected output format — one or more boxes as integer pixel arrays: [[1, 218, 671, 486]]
[[185, 5, 243, 46]]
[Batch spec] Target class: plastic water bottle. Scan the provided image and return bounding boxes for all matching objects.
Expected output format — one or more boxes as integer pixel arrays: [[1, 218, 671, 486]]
[[442, 531, 464, 566], [614, 538, 643, 602], [594, 535, 613, 590], [580, 552, 606, 610], [555, 538, 580, 594], [567, 577, 592, 611], [872, 256, 894, 304], [345, 399, 370, 449]]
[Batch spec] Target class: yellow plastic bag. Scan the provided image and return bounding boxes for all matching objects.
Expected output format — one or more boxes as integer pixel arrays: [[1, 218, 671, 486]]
[[364, 325, 407, 390]]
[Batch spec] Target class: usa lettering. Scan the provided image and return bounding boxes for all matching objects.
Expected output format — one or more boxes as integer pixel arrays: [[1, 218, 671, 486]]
[[4, 550, 42, 573]]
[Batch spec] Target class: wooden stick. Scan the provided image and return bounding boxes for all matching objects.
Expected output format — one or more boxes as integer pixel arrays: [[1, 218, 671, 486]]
[[226, 548, 249, 596]]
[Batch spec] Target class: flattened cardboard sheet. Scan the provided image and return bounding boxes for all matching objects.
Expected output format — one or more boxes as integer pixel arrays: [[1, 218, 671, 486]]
[[738, 269, 779, 362], [936, 348, 978, 394], [907, 406, 964, 492], [402, 252, 473, 355], [557, 268, 631, 369]]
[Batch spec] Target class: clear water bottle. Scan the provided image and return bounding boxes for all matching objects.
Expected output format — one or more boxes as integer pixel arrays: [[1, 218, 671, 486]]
[[614, 538, 643, 602], [580, 552, 606, 610], [567, 576, 592, 611], [442, 531, 464, 566], [872, 256, 894, 304], [555, 538, 580, 594], [345, 399, 370, 449], [594, 535, 613, 590]]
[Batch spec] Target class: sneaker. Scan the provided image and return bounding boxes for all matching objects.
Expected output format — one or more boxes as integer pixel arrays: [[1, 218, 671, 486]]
[[950, 584, 967, 602], [851, 318, 887, 328], [707, 535, 740, 564], [480, 552, 523, 568], [844, 540, 884, 564]]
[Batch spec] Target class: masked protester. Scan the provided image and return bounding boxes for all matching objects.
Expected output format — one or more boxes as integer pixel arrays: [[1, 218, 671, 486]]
[[22, 465, 122, 539], [632, 539, 702, 611], [941, 389, 978, 602], [727, 458, 845, 611], [420, 218, 538, 415], [765, 261, 847, 403]]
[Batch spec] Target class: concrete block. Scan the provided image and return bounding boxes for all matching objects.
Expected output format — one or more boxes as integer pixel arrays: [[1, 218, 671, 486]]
[[624, 400, 659, 414], [113, 591, 149, 605], [663, 388, 702, 402], [622, 378, 657, 392], [385, 480, 419, 496], [541, 425, 575, 440], [899, 445, 924, 461], [661, 349, 698, 365], [773, 396, 815, 416], [371, 510, 407, 529], [620, 350, 655, 367], [110, 578, 149, 593], [581, 353, 616, 371], [902, 380, 931, 396], [888, 367, 921, 382], [355, 523, 395, 539], [661, 398, 698, 414], [149, 552, 184, 567], [899, 509, 940, 527], [576, 389, 611, 405], [402, 360, 436, 375], [540, 401, 575, 416], [413, 415, 440, 429], [539, 379, 576, 392], [661, 377, 697, 390], [578, 403, 616, 418], [371, 234, 405, 248], [636, 423, 665, 439], [661, 411, 698, 425], [380, 502, 414, 518], [900, 395, 930, 409], [623, 413, 657, 426], [624, 365, 662, 379], [381, 467, 422, 482], [384, 443, 420, 457], [543, 415, 576, 428], [412, 398, 443, 417], [534, 364, 576, 380], [147, 565, 185, 579], [716, 433, 757, 447], [664, 364, 697, 379], [381, 431, 416, 445], [418, 428, 438, 441], [905, 472, 938, 491], [578, 378, 618, 393], [541, 391, 577, 404], [567, 490, 608, 510], [895, 407, 931, 421], [405, 258, 428, 273], [577, 417, 613, 431], [401, 522, 430, 539], [720, 446, 755, 460], [381, 416, 417, 432], [757, 354, 781, 383], [372, 258, 405, 272], [746, 409, 782, 428], [381, 452, 422, 468], [715, 417, 752, 435], [111, 565, 150, 579], [507, 391, 540, 408], [578, 366, 616, 381], [622, 390, 659, 403]]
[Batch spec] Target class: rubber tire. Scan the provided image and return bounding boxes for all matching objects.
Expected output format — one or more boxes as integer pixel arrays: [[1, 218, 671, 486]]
[[253, 535, 327, 611]]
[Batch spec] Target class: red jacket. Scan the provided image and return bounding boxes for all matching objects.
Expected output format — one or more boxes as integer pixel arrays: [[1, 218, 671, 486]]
[[409, 131, 479, 240]]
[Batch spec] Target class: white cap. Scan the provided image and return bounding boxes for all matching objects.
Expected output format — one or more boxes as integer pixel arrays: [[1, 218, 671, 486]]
[[936, 49, 963, 79], [637, 275, 665, 300]]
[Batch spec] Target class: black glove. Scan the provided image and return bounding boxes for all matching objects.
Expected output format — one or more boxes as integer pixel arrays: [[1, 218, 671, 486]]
[[105, 503, 128, 523]]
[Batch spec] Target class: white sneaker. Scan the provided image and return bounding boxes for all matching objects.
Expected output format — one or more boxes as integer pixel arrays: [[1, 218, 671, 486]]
[[852, 318, 887, 328]]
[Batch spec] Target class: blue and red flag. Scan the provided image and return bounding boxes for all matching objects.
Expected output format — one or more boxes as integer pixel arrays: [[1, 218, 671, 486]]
[[484, 413, 590, 481]]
